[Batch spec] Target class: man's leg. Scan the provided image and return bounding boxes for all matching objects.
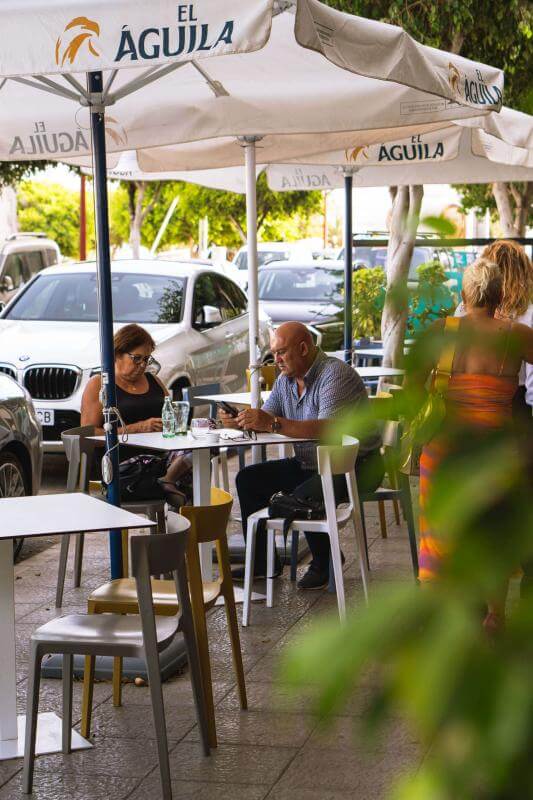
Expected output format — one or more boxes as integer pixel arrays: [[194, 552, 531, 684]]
[[236, 458, 308, 575], [293, 450, 385, 584]]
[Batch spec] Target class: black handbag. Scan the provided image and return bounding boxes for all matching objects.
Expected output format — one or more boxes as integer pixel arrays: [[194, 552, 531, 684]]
[[118, 454, 167, 502], [268, 490, 325, 523]]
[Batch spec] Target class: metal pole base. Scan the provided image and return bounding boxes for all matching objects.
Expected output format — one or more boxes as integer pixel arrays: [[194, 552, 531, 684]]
[[0, 712, 92, 761]]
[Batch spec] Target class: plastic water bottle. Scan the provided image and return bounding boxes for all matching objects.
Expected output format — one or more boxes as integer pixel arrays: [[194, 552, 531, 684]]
[[162, 396, 175, 438]]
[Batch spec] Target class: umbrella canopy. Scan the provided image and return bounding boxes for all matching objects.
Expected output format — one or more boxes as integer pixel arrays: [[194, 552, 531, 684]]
[[0, 2, 504, 164], [266, 111, 533, 189]]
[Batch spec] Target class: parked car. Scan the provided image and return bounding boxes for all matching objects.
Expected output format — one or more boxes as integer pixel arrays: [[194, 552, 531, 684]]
[[0, 372, 43, 559], [0, 260, 271, 451], [0, 233, 60, 307], [258, 262, 344, 351], [338, 245, 437, 286], [233, 241, 318, 284]]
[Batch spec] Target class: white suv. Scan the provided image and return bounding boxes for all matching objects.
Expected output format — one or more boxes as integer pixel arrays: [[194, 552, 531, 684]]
[[0, 233, 60, 307], [0, 259, 271, 451]]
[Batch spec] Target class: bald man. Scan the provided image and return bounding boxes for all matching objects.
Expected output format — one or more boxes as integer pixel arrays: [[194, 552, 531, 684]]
[[220, 322, 383, 589]]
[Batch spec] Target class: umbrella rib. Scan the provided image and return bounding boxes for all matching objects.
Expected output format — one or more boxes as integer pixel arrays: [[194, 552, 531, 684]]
[[62, 73, 89, 101], [109, 60, 190, 104], [102, 70, 118, 102], [10, 75, 79, 102], [190, 61, 229, 98]]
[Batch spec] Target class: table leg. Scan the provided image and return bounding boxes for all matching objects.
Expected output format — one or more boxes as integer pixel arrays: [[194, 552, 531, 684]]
[[0, 540, 92, 760], [0, 540, 18, 742], [192, 448, 213, 580]]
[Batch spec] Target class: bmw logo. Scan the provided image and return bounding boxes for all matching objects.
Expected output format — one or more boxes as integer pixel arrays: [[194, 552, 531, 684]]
[[18, 355, 30, 362]]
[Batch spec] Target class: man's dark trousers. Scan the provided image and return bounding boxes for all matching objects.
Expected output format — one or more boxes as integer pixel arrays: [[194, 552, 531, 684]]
[[236, 454, 384, 575]]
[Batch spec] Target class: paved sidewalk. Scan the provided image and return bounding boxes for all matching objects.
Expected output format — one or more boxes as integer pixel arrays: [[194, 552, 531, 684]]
[[1, 455, 420, 800]]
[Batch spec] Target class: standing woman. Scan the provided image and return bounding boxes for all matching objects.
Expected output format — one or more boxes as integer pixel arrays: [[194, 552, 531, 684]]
[[457, 240, 533, 418], [413, 259, 533, 630]]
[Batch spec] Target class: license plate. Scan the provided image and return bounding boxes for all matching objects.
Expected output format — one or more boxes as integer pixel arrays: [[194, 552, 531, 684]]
[[35, 408, 55, 426]]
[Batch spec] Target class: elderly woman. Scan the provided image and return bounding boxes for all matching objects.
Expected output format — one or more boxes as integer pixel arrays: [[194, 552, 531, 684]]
[[81, 323, 191, 501]]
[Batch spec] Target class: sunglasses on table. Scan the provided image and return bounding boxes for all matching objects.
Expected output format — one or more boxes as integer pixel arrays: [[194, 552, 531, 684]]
[[126, 352, 155, 367], [218, 427, 257, 442]]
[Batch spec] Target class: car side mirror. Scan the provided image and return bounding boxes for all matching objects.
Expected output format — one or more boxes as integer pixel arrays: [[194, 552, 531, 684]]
[[202, 305, 223, 327], [0, 301, 5, 313], [0, 276, 14, 293]]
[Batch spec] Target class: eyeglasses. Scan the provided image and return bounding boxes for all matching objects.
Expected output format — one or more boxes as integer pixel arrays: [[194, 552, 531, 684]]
[[126, 353, 155, 367]]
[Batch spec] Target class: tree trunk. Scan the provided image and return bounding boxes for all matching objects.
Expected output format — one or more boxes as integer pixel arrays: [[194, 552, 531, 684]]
[[0, 187, 18, 241], [491, 182, 532, 238], [129, 181, 145, 259], [382, 185, 424, 367]]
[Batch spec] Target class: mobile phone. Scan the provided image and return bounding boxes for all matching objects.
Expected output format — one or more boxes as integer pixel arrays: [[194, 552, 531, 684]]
[[217, 400, 239, 418]]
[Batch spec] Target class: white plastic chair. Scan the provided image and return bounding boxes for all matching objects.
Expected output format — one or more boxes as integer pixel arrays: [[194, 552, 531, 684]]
[[242, 436, 369, 625]]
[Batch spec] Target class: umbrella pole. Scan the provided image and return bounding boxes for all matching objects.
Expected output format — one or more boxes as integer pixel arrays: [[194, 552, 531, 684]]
[[343, 170, 354, 364], [88, 70, 122, 580], [241, 136, 262, 411]]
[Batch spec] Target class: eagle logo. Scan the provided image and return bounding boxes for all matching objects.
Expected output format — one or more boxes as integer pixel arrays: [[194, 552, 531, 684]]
[[105, 116, 128, 147], [448, 62, 461, 95], [55, 17, 100, 66], [345, 145, 369, 163]]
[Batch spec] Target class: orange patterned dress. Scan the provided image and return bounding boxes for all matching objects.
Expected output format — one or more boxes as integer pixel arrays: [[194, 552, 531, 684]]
[[418, 373, 518, 581]]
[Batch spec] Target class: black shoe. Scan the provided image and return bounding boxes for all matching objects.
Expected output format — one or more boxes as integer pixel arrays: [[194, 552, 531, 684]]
[[297, 564, 329, 590]]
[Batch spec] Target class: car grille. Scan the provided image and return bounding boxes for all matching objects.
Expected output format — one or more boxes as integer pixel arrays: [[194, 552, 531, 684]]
[[23, 366, 80, 400], [42, 410, 81, 442], [0, 364, 17, 381]]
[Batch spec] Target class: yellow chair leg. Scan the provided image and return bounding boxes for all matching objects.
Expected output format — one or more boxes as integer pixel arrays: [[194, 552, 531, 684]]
[[223, 585, 248, 710], [81, 655, 95, 739], [121, 529, 129, 578], [378, 501, 388, 538], [392, 499, 401, 526], [112, 657, 123, 707], [194, 609, 217, 748]]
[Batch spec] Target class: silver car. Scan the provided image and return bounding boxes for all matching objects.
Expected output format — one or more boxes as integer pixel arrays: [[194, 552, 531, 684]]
[[0, 373, 43, 558]]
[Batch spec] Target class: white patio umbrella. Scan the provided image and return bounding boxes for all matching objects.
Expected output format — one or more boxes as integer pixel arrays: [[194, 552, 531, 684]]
[[265, 108, 533, 353], [0, 0, 504, 580]]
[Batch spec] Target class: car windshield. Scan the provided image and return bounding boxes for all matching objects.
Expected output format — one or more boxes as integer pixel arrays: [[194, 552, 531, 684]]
[[339, 246, 432, 279], [5, 272, 187, 323], [258, 267, 343, 302], [236, 250, 291, 271]]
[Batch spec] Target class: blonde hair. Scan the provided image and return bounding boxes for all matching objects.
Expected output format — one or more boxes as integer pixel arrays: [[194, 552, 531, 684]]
[[482, 240, 533, 318], [462, 257, 503, 313]]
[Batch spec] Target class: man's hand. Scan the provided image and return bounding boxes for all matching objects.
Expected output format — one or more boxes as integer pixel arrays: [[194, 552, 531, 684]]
[[218, 410, 240, 429], [237, 408, 274, 432]]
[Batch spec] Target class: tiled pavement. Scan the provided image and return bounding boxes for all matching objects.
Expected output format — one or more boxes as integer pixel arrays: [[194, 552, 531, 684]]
[[1, 453, 421, 799]]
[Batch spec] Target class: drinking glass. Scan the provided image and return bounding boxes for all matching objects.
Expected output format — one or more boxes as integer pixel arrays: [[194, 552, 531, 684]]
[[172, 401, 189, 434], [190, 417, 212, 439]]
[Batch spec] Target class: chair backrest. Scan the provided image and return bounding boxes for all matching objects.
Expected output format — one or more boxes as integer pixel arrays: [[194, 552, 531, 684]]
[[177, 488, 233, 546], [316, 436, 360, 522], [61, 425, 98, 493], [182, 383, 221, 420], [246, 364, 277, 390], [130, 518, 191, 647]]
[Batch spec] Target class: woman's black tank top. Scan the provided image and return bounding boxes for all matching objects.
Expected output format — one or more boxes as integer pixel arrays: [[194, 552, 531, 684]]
[[116, 373, 165, 425]]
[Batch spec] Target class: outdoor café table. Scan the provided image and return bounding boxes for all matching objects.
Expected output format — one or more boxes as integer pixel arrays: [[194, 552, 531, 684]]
[[0, 492, 155, 760], [91, 430, 311, 581], [354, 347, 410, 360]]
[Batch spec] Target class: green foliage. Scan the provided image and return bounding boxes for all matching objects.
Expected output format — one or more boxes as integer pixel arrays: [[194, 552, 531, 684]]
[[408, 261, 457, 334], [281, 321, 533, 800], [0, 161, 51, 190], [17, 181, 95, 258], [351, 268, 386, 338], [109, 174, 323, 252]]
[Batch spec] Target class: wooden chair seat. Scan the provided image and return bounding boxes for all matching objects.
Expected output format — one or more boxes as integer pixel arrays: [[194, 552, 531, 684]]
[[88, 577, 221, 614]]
